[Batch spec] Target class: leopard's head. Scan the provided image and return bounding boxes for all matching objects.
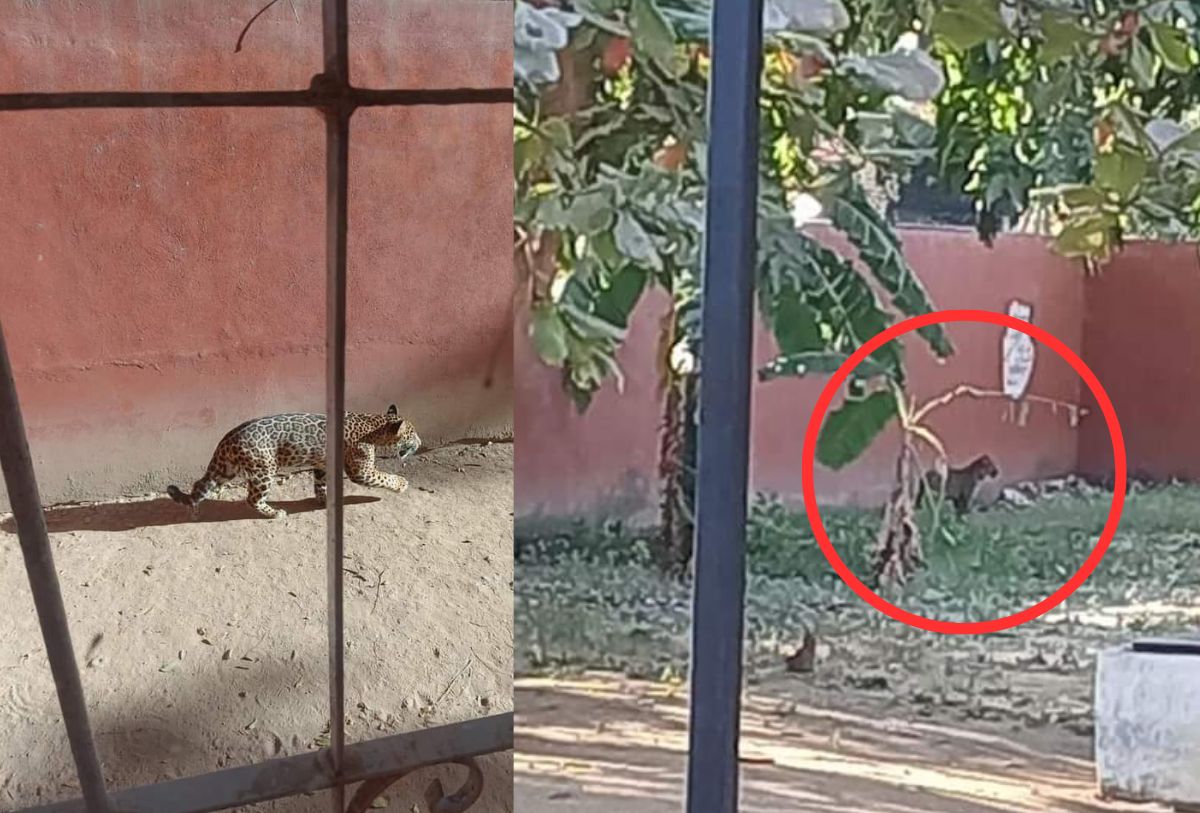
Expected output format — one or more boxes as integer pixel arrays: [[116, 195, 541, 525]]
[[970, 454, 999, 480], [364, 406, 421, 459]]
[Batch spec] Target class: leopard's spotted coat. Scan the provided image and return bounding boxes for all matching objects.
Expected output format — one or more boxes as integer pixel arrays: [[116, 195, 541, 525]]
[[167, 405, 420, 519]]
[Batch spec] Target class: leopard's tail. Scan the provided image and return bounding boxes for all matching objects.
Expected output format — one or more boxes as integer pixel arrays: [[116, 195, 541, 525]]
[[166, 484, 195, 506], [168, 445, 237, 507]]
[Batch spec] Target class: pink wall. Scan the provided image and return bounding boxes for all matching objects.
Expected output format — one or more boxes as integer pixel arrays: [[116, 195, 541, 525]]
[[1079, 239, 1200, 481], [0, 2, 512, 510], [516, 226, 1089, 523]]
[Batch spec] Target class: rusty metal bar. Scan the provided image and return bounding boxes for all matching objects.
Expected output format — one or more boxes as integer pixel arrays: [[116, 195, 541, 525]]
[[18, 712, 513, 813], [321, 2, 351, 811], [0, 86, 511, 112], [0, 323, 111, 813]]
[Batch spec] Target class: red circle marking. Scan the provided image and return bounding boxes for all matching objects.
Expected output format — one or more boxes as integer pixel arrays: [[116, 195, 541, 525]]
[[801, 309, 1126, 635]]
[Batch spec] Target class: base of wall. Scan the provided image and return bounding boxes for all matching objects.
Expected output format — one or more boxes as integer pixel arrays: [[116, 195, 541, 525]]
[[2, 343, 511, 512]]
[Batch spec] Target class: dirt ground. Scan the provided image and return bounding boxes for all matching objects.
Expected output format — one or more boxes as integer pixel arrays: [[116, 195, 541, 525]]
[[515, 670, 1168, 813], [513, 481, 1200, 813], [0, 443, 513, 812]]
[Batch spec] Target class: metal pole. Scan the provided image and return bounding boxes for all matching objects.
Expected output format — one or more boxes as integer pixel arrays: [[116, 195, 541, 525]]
[[321, 1, 351, 810], [0, 323, 111, 813], [19, 713, 513, 813], [684, 0, 764, 810], [323, 106, 350, 811]]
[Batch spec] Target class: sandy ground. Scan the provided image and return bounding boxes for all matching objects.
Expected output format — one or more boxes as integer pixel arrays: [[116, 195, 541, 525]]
[[0, 443, 513, 812], [514, 670, 1169, 813]]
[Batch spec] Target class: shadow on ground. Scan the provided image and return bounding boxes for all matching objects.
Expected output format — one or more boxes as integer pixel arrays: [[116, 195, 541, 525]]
[[0, 495, 380, 534], [5, 657, 506, 813], [515, 674, 1164, 813]]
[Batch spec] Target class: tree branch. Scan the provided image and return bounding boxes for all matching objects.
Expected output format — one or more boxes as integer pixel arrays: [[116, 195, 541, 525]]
[[910, 383, 1089, 426]]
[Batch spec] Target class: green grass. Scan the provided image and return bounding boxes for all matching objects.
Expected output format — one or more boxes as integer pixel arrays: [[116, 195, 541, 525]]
[[515, 484, 1200, 676]]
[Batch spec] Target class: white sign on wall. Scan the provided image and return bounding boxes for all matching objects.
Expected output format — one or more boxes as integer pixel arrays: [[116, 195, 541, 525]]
[[1002, 299, 1034, 401]]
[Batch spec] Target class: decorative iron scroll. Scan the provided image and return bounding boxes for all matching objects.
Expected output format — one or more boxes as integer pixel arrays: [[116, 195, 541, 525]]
[[346, 757, 485, 813]]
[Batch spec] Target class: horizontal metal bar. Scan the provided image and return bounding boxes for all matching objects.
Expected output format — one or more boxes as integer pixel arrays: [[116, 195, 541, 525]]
[[0, 323, 112, 812], [0, 86, 512, 112], [16, 712, 513, 813]]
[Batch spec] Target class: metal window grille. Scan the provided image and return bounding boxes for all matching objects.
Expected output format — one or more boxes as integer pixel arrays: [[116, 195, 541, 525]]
[[685, 1, 764, 811], [0, 3, 513, 811]]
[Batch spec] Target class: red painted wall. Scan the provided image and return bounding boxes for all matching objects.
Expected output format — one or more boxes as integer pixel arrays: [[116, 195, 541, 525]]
[[516, 226, 1090, 523], [0, 2, 512, 510], [1079, 239, 1200, 481]]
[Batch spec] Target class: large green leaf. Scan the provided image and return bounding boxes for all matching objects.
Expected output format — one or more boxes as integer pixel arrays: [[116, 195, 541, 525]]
[[565, 189, 618, 234], [842, 51, 945, 103], [829, 185, 953, 358], [593, 266, 649, 328], [932, 0, 1009, 53], [1095, 142, 1148, 201], [1129, 37, 1158, 89], [816, 390, 898, 470], [1038, 12, 1093, 64], [769, 297, 823, 354], [759, 351, 889, 382], [531, 303, 570, 365], [765, 226, 906, 381], [514, 3, 583, 85], [1146, 20, 1192, 73], [614, 211, 663, 270], [762, 0, 850, 35], [630, 0, 677, 73], [1054, 211, 1119, 258]]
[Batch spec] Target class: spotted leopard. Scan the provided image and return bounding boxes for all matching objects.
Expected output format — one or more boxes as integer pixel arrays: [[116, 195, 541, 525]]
[[167, 405, 421, 519]]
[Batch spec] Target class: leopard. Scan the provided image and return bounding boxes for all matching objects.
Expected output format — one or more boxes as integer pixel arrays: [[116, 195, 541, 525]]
[[917, 454, 1000, 516], [166, 404, 420, 519]]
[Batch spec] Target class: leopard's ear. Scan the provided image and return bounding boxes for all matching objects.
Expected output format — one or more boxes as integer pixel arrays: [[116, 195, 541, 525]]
[[386, 404, 398, 417]]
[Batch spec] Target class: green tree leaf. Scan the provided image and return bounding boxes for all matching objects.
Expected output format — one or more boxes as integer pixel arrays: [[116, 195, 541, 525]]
[[1129, 37, 1158, 89], [594, 266, 649, 328], [817, 390, 898, 470], [780, 228, 905, 379], [932, 0, 1008, 52], [630, 0, 676, 73], [843, 51, 945, 102], [770, 298, 823, 354], [1095, 142, 1148, 201], [759, 351, 888, 381], [763, 0, 850, 35], [564, 189, 617, 234], [1146, 20, 1192, 73], [614, 211, 662, 269], [1054, 212, 1119, 258], [1039, 12, 1093, 64], [531, 304, 570, 365], [829, 185, 953, 357]]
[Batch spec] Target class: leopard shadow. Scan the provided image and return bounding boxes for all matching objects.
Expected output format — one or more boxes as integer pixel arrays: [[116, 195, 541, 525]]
[[0, 495, 380, 534]]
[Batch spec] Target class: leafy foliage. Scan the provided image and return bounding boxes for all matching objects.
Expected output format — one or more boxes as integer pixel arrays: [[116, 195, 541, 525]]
[[930, 0, 1200, 257], [515, 0, 956, 467], [816, 389, 898, 469], [515, 0, 1200, 474]]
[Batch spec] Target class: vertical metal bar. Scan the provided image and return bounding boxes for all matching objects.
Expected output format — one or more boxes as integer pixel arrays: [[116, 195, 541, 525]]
[[684, 0, 764, 811], [323, 107, 350, 812], [322, 0, 350, 82], [321, 2, 351, 810], [0, 323, 111, 813]]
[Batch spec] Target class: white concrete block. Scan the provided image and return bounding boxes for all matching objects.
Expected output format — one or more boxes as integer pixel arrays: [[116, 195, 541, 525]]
[[1095, 639, 1200, 808]]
